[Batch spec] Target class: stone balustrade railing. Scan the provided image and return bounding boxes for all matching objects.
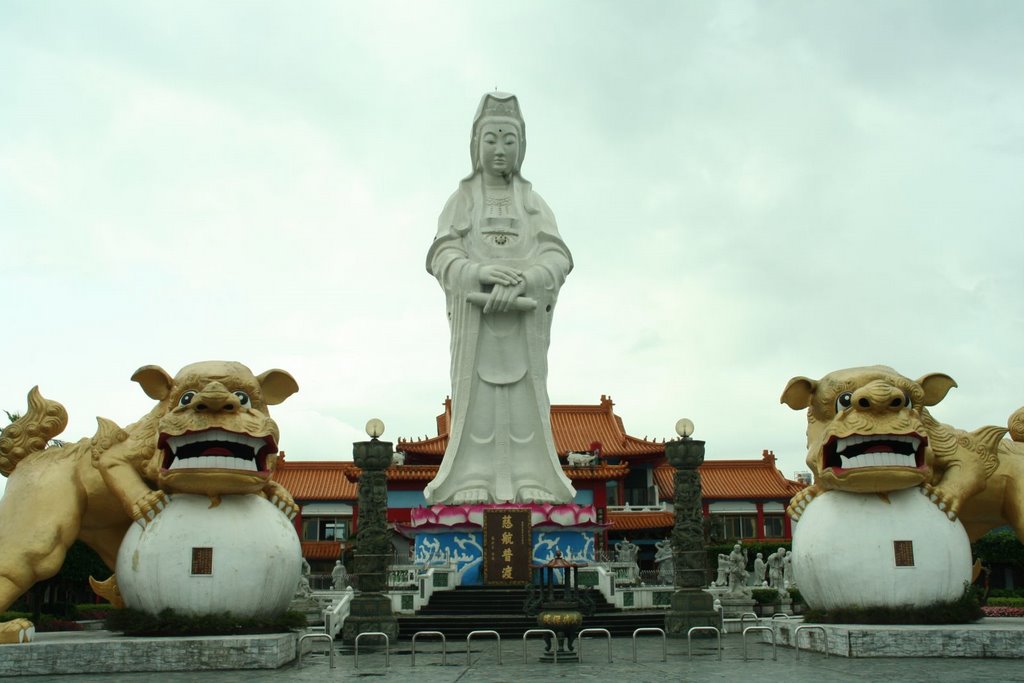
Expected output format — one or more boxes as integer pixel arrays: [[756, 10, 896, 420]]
[[322, 587, 355, 638]]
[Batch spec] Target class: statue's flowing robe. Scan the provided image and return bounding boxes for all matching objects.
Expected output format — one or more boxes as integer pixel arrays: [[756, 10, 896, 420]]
[[424, 174, 576, 505]]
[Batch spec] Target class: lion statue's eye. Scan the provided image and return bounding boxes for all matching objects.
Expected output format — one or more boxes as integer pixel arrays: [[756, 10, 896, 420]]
[[835, 392, 853, 412], [178, 391, 197, 407], [233, 391, 251, 406]]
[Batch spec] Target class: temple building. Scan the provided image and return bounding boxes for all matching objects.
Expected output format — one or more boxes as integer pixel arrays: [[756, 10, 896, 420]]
[[275, 395, 805, 571]]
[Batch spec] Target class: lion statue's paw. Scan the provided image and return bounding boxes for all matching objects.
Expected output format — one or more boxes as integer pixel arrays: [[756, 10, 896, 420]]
[[787, 488, 817, 521], [270, 493, 298, 520], [0, 619, 35, 645], [919, 484, 960, 521], [131, 489, 170, 527]]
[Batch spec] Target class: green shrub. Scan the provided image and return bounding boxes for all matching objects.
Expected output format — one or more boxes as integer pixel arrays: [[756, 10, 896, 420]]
[[804, 587, 983, 625], [788, 587, 804, 606], [972, 531, 1024, 565], [104, 608, 307, 637], [987, 597, 1024, 608], [751, 588, 780, 605], [75, 604, 117, 620], [988, 588, 1024, 599]]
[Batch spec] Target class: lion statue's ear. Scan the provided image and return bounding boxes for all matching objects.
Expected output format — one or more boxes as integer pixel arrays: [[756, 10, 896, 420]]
[[918, 373, 957, 407], [258, 369, 299, 406], [131, 365, 174, 401], [781, 376, 817, 410]]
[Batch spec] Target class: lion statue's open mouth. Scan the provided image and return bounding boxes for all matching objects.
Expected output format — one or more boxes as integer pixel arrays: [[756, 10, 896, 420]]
[[159, 428, 277, 475], [822, 432, 926, 473]]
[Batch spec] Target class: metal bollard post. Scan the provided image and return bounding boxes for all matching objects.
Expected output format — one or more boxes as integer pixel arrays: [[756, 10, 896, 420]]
[[354, 631, 390, 669], [577, 627, 612, 664], [411, 630, 447, 666], [741, 626, 777, 661], [794, 624, 829, 659], [631, 627, 666, 663], [297, 632, 335, 669], [466, 629, 502, 666], [686, 626, 722, 661], [522, 629, 557, 663]]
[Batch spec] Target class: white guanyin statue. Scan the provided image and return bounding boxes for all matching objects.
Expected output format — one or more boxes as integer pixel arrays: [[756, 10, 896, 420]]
[[423, 92, 576, 506]]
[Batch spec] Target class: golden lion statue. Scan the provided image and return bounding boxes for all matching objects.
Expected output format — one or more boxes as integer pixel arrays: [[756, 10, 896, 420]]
[[0, 361, 299, 643], [781, 365, 1024, 543]]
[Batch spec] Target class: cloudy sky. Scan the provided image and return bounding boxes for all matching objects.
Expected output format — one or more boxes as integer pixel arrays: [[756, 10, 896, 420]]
[[2, 1, 1022, 501]]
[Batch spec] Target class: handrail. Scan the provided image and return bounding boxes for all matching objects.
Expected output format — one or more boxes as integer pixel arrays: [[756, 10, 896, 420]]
[[322, 587, 354, 638]]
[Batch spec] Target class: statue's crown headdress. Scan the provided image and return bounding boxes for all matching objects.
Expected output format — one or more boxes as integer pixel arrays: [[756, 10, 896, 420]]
[[470, 91, 527, 173], [479, 94, 522, 122]]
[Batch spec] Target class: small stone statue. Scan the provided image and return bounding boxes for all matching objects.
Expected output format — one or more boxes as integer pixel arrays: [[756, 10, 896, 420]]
[[783, 551, 795, 589], [295, 557, 313, 598], [331, 560, 348, 590], [767, 547, 787, 593], [715, 553, 729, 586], [615, 538, 639, 564], [654, 538, 673, 583], [726, 544, 751, 596], [423, 91, 575, 506], [752, 552, 766, 586]]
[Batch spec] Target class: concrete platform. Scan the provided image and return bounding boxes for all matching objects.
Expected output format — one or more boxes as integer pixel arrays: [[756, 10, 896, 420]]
[[0, 630, 296, 676], [769, 617, 1024, 658]]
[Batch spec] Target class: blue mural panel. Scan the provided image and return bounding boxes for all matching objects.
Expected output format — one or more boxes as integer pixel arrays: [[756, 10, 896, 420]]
[[414, 529, 595, 586]]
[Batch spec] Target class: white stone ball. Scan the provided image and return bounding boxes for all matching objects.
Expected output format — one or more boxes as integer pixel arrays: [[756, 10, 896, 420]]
[[791, 487, 972, 610], [116, 494, 301, 617]]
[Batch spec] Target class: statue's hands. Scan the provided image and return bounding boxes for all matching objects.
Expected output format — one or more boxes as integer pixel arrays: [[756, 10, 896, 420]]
[[479, 264, 523, 287], [484, 281, 526, 314]]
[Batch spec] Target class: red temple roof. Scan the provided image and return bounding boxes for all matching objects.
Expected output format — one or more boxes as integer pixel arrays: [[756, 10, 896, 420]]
[[397, 395, 665, 458], [653, 450, 804, 501], [274, 460, 358, 501], [606, 511, 676, 531]]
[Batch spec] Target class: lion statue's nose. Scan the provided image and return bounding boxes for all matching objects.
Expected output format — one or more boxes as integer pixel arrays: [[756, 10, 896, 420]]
[[193, 381, 241, 413], [851, 380, 908, 412]]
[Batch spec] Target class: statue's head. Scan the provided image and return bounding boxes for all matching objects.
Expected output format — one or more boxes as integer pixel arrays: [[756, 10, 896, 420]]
[[470, 92, 527, 176], [781, 366, 956, 494]]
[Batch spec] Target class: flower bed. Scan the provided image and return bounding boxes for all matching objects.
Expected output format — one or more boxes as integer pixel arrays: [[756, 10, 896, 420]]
[[982, 606, 1024, 617]]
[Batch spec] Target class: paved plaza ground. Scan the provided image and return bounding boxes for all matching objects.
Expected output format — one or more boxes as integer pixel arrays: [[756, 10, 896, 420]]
[[15, 633, 1024, 683]]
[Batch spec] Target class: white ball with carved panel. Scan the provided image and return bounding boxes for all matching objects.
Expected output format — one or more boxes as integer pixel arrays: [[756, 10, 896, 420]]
[[791, 487, 972, 610], [116, 494, 301, 617]]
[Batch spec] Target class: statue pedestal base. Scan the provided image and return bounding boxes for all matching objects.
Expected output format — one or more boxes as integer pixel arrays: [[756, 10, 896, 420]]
[[664, 589, 721, 638], [397, 503, 605, 586], [341, 593, 398, 644], [718, 595, 756, 619]]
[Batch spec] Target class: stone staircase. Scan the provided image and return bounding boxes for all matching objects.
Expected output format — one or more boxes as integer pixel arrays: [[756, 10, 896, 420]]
[[396, 586, 667, 639]]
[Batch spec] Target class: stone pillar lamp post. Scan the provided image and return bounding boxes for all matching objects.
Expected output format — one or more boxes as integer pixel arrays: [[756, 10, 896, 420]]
[[664, 419, 720, 637], [342, 418, 399, 643]]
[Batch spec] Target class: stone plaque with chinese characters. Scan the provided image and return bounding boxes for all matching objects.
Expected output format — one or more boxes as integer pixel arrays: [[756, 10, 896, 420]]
[[483, 509, 531, 585]]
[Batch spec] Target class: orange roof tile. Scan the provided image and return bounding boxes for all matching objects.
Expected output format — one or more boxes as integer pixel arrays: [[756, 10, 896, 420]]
[[301, 541, 343, 561], [607, 511, 675, 531], [275, 461, 358, 501], [398, 396, 665, 458], [653, 451, 806, 501]]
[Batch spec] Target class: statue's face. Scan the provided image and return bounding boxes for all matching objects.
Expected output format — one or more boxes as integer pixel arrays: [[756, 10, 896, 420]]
[[479, 121, 520, 178]]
